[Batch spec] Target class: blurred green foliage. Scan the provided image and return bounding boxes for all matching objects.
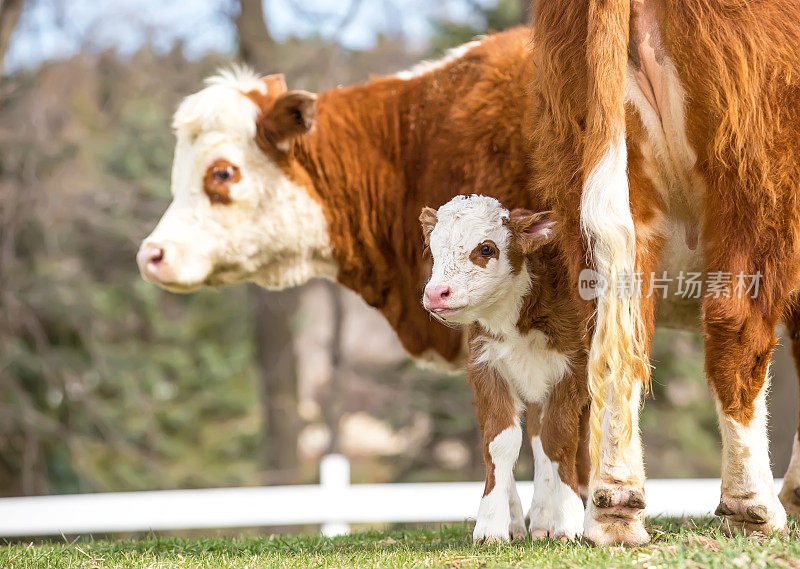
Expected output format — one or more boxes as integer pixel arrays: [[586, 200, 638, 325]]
[[0, 49, 263, 495], [429, 0, 529, 56]]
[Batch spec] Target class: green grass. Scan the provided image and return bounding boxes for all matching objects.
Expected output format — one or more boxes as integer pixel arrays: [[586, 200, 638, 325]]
[[3, 518, 800, 569]]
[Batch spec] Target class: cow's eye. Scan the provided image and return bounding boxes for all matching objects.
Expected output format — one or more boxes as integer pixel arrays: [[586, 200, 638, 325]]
[[480, 245, 495, 257], [204, 160, 240, 205]]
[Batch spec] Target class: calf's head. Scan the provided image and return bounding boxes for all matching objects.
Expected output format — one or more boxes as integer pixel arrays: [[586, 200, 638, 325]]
[[420, 195, 555, 325], [137, 69, 334, 293]]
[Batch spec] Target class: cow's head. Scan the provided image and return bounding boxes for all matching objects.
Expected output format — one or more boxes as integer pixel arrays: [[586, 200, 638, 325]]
[[421, 195, 555, 326], [137, 68, 335, 293]]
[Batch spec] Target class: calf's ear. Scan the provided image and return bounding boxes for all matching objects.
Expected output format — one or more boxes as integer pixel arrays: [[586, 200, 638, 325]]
[[509, 209, 556, 254], [261, 90, 318, 152], [262, 74, 288, 95], [419, 207, 438, 247]]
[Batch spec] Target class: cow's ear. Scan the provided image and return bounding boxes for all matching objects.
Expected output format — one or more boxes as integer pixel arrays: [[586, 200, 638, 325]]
[[509, 209, 556, 254], [419, 207, 438, 247], [263, 90, 317, 152]]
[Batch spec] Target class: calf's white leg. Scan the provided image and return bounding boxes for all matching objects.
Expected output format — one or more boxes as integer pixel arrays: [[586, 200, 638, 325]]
[[469, 360, 522, 543], [473, 423, 523, 543], [529, 436, 555, 539], [551, 461, 585, 540]]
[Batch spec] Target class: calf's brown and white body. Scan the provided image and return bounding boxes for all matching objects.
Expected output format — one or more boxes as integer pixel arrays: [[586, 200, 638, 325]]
[[421, 196, 588, 541]]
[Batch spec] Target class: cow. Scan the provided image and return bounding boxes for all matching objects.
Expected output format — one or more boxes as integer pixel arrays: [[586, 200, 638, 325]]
[[528, 0, 800, 544], [137, 26, 800, 542], [420, 195, 587, 542]]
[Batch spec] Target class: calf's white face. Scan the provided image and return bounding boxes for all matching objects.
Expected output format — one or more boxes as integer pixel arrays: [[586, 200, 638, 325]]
[[137, 69, 335, 293], [420, 195, 554, 326]]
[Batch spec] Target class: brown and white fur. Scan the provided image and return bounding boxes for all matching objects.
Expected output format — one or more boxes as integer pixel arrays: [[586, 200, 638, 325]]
[[530, 0, 800, 543], [137, 24, 800, 543], [420, 195, 588, 542]]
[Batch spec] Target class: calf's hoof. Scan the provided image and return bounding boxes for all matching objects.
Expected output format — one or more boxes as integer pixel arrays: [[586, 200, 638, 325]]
[[529, 528, 551, 541], [553, 516, 584, 542], [778, 484, 800, 516], [553, 531, 582, 542], [510, 525, 527, 541], [473, 520, 514, 544], [473, 535, 507, 545], [583, 486, 649, 546], [715, 496, 787, 536]]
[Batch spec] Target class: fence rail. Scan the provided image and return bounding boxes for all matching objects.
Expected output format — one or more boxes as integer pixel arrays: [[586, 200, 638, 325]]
[[0, 454, 785, 538]]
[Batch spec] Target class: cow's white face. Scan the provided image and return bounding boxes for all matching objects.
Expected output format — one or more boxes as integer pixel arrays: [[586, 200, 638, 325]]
[[421, 195, 554, 327], [137, 69, 336, 293]]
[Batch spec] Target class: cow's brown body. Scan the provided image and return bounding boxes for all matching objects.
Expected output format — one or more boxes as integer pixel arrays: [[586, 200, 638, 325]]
[[530, 0, 800, 543], [286, 30, 538, 362]]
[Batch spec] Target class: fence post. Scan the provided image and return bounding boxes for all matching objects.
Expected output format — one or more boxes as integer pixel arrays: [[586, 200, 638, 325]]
[[320, 453, 350, 536]]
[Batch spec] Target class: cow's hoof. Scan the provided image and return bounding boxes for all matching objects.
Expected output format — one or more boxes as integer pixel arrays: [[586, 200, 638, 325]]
[[583, 486, 649, 546], [716, 496, 787, 536], [778, 484, 800, 516]]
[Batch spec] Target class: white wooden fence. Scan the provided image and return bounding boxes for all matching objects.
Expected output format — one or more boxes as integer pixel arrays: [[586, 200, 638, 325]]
[[0, 454, 785, 537]]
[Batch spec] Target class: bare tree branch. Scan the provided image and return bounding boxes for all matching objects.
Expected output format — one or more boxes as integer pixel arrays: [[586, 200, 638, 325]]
[[286, 0, 363, 37], [236, 0, 274, 72], [0, 0, 24, 76]]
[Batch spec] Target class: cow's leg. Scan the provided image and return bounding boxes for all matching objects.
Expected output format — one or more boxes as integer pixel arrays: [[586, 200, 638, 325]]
[[471, 363, 523, 543], [576, 404, 590, 501], [541, 372, 589, 541], [779, 293, 800, 514], [704, 256, 791, 534], [529, 0, 654, 546], [581, 193, 662, 545], [526, 402, 555, 539]]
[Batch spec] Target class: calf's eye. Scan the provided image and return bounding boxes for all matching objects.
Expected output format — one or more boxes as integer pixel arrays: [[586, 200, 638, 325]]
[[213, 166, 234, 182], [480, 245, 495, 256]]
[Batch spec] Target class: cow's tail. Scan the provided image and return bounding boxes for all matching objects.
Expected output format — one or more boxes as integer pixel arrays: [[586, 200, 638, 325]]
[[580, 0, 648, 479]]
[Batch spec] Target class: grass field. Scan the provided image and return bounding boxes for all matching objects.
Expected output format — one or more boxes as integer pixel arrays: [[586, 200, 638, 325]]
[[2, 518, 800, 569]]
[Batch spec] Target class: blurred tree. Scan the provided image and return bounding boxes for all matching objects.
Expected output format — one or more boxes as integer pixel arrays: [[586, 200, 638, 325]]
[[0, 0, 24, 75], [324, 282, 345, 455], [520, 0, 532, 24], [234, 0, 303, 483], [0, 49, 263, 495], [236, 0, 275, 73]]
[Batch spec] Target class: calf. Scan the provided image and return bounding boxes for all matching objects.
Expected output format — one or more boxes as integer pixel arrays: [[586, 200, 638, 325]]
[[420, 195, 588, 542]]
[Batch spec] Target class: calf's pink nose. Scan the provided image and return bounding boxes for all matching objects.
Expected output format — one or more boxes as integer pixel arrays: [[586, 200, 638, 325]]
[[425, 285, 451, 309]]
